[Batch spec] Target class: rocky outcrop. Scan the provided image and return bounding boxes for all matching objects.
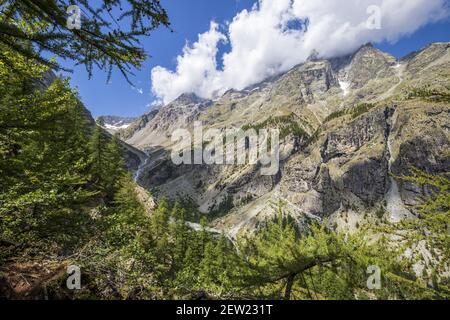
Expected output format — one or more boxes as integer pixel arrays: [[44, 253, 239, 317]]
[[122, 43, 450, 236], [346, 43, 397, 89], [321, 108, 388, 162], [390, 105, 450, 207], [274, 60, 339, 104], [124, 93, 212, 150], [120, 109, 160, 141]]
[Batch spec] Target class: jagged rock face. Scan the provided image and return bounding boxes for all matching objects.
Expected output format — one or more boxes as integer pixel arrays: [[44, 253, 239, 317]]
[[346, 44, 397, 89], [404, 43, 450, 75], [124, 93, 212, 150], [342, 156, 389, 204], [390, 105, 450, 207], [280, 102, 449, 222], [123, 43, 450, 236], [273, 60, 339, 104], [280, 107, 389, 217], [120, 109, 160, 141], [324, 108, 391, 204], [172, 92, 206, 107], [321, 109, 388, 162]]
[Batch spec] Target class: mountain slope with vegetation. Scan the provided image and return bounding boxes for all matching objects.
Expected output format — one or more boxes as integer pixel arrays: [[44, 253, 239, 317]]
[[0, 45, 449, 300], [123, 43, 450, 239], [0, 0, 448, 300]]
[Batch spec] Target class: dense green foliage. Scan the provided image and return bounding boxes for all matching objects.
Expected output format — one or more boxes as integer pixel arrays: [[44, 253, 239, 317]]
[[0, 44, 448, 301], [1, 51, 89, 254], [323, 109, 348, 123], [406, 85, 450, 103], [0, 48, 126, 261], [350, 103, 376, 119], [74, 189, 449, 300], [323, 103, 377, 124], [74, 196, 239, 299], [0, 0, 169, 81], [242, 113, 310, 141]]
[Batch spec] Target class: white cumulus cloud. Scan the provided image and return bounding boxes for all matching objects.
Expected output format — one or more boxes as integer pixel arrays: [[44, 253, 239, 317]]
[[151, 0, 449, 105], [151, 22, 226, 104]]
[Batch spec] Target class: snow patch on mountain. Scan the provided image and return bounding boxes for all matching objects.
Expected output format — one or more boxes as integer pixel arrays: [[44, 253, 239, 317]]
[[97, 116, 137, 133]]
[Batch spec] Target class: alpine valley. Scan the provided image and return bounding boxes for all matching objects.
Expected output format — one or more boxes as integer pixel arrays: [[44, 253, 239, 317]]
[[1, 41, 449, 300], [120, 43, 450, 240]]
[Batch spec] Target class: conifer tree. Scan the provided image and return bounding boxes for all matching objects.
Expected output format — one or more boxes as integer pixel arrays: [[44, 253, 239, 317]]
[[148, 198, 173, 279], [386, 169, 450, 297], [198, 241, 218, 288], [103, 133, 126, 197], [88, 122, 121, 197], [0, 48, 96, 248], [198, 234, 237, 296], [0, 0, 170, 82], [151, 198, 170, 238], [169, 202, 189, 273]]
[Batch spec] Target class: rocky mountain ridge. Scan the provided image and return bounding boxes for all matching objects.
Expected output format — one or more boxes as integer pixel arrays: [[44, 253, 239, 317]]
[[121, 42, 450, 237]]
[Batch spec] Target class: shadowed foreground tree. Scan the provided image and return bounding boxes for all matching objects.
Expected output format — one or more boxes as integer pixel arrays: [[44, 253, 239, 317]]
[[0, 0, 170, 82]]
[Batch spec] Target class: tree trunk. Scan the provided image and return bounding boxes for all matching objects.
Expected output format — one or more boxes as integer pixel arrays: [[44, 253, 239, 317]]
[[284, 273, 297, 300]]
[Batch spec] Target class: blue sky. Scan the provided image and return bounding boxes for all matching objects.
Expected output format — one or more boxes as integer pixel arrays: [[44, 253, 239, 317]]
[[60, 0, 450, 118]]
